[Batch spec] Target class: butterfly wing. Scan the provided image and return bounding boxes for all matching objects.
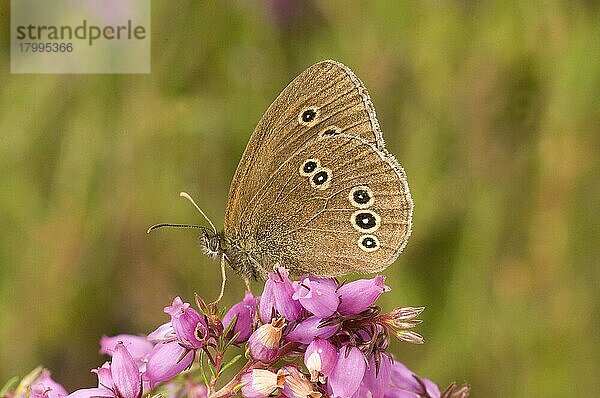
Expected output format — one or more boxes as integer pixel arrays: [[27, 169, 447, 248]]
[[223, 60, 412, 278]]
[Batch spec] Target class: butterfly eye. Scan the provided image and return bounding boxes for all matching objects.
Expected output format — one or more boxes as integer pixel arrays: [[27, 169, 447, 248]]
[[299, 158, 320, 176], [299, 107, 319, 126], [351, 209, 381, 233], [358, 234, 380, 253], [349, 186, 374, 209], [310, 167, 332, 190]]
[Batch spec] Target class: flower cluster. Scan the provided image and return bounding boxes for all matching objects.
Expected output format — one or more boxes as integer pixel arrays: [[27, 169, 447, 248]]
[[4, 267, 469, 398], [226, 268, 469, 398]]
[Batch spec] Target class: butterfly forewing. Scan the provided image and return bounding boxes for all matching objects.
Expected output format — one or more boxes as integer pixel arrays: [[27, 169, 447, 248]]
[[223, 60, 412, 279], [226, 61, 383, 227]]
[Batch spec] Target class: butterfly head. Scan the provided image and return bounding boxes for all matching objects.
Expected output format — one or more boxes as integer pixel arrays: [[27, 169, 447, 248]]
[[199, 228, 223, 258]]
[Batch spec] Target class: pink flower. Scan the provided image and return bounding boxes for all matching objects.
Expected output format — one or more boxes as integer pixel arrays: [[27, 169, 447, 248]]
[[337, 275, 390, 315], [222, 290, 257, 343], [68, 343, 142, 398], [248, 318, 286, 362], [285, 316, 338, 344], [146, 322, 177, 343], [384, 360, 440, 398], [304, 338, 337, 383], [292, 277, 339, 317], [327, 346, 367, 398], [99, 334, 154, 369], [259, 267, 303, 323], [164, 297, 208, 349], [362, 354, 392, 398], [29, 369, 67, 398], [144, 341, 195, 388], [240, 369, 284, 398]]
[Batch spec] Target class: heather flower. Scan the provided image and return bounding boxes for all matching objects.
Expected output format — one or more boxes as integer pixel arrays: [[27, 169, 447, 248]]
[[337, 275, 390, 315], [258, 274, 276, 324], [143, 297, 211, 387], [28, 369, 67, 398], [68, 343, 142, 398], [160, 378, 208, 398], [259, 267, 303, 323], [164, 296, 208, 349], [362, 353, 392, 398], [7, 267, 468, 398], [385, 360, 440, 398], [99, 334, 153, 369], [285, 315, 338, 344], [327, 346, 367, 398], [146, 322, 177, 343], [240, 369, 285, 398], [248, 317, 286, 362], [222, 290, 257, 343], [280, 364, 322, 398], [292, 277, 339, 317], [304, 338, 337, 383], [144, 341, 195, 388]]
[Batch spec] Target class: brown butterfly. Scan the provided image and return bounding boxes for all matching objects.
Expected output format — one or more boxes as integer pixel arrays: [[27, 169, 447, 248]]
[[150, 60, 413, 302]]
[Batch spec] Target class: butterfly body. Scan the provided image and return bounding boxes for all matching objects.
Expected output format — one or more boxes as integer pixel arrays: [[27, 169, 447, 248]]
[[197, 60, 413, 282], [199, 229, 288, 280]]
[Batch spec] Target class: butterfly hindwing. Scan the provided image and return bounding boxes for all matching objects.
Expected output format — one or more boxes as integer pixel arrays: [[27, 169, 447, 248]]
[[232, 134, 411, 277]]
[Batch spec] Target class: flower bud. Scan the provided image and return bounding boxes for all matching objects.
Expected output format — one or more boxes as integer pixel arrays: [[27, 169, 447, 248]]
[[222, 290, 257, 343], [248, 317, 285, 362], [292, 277, 339, 317], [240, 369, 285, 398], [304, 338, 337, 383], [337, 275, 390, 315]]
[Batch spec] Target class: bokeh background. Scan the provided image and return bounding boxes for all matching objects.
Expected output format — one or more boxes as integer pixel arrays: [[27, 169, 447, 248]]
[[1, 1, 599, 396]]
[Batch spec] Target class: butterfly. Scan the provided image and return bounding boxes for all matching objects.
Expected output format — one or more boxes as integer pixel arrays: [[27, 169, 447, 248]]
[[150, 60, 413, 302]]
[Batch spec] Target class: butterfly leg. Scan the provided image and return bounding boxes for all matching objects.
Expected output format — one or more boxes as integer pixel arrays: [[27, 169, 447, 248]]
[[210, 255, 228, 305], [244, 277, 251, 292]]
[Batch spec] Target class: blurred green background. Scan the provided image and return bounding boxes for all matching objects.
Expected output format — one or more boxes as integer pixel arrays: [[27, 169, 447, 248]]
[[1, 1, 599, 396]]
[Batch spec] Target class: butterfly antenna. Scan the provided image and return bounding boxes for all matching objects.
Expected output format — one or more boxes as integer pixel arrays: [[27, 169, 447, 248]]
[[179, 191, 218, 234], [146, 223, 207, 234]]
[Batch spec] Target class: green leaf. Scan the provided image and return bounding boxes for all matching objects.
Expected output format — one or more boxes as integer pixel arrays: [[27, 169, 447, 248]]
[[15, 366, 42, 396], [222, 331, 241, 353], [0, 376, 19, 396], [223, 313, 238, 335], [232, 381, 247, 394], [218, 354, 243, 376], [199, 350, 210, 389]]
